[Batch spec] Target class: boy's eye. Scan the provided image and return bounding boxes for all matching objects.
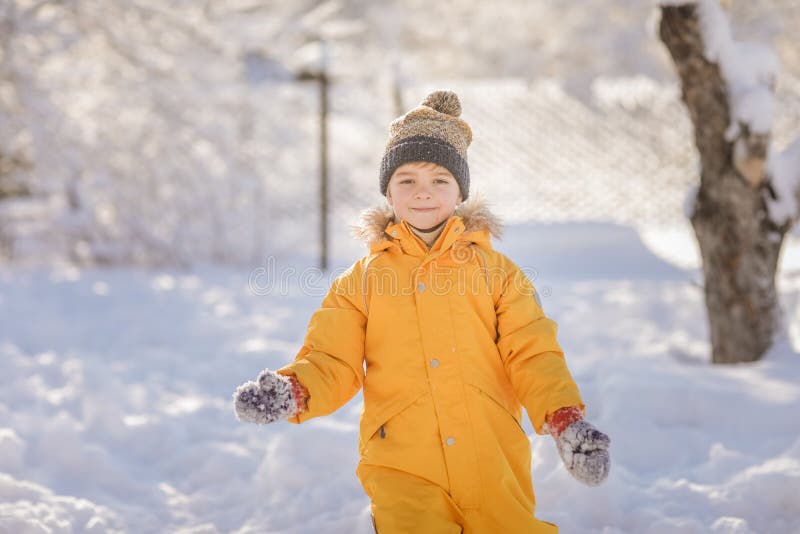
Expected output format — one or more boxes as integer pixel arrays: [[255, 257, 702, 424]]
[[397, 178, 450, 184]]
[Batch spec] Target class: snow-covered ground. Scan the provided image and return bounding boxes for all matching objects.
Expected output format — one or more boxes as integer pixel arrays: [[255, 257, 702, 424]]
[[2, 222, 800, 533]]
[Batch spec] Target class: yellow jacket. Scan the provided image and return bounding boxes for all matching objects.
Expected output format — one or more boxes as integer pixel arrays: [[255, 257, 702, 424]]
[[278, 198, 583, 524]]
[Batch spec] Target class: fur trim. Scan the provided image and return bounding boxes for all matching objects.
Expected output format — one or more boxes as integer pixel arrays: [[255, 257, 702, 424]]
[[456, 194, 503, 238], [349, 204, 395, 245], [349, 194, 503, 246]]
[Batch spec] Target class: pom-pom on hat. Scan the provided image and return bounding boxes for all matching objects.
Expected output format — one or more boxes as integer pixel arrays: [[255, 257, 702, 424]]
[[379, 90, 473, 200]]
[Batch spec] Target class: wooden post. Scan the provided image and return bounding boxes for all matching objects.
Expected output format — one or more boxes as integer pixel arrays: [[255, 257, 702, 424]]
[[319, 39, 329, 272]]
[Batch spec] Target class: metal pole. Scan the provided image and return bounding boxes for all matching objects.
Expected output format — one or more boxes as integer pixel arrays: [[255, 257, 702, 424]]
[[319, 39, 329, 272]]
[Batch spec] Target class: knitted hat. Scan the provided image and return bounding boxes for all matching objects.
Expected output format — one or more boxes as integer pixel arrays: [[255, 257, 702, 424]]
[[379, 90, 473, 200]]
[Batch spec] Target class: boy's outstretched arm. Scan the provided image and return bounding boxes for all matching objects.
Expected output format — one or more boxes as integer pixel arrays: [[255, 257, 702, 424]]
[[233, 265, 367, 425], [544, 406, 610, 486]]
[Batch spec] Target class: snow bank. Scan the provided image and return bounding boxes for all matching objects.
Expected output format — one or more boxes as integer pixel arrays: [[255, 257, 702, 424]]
[[0, 473, 120, 534]]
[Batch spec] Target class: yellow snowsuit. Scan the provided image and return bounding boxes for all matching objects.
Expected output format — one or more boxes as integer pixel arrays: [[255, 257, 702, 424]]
[[278, 199, 584, 533]]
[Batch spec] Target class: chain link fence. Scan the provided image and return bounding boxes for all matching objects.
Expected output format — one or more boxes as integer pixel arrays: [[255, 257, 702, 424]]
[[324, 69, 800, 261], [321, 0, 800, 266]]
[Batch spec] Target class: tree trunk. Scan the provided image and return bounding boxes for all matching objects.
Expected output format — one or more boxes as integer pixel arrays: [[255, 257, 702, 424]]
[[660, 4, 788, 363]]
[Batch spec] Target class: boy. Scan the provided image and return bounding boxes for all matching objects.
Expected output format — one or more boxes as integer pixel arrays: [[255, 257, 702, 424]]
[[234, 90, 610, 533]]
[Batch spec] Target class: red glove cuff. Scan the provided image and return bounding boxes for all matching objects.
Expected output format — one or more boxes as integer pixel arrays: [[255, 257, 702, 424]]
[[545, 405, 584, 438], [287, 375, 310, 414]]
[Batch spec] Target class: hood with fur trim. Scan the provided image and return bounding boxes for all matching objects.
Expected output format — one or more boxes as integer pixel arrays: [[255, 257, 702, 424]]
[[350, 196, 502, 249]]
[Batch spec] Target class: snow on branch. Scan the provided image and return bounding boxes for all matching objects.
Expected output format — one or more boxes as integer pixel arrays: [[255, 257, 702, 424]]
[[697, 0, 777, 134], [765, 138, 800, 227], [696, 0, 777, 190], [661, 1, 799, 223], [695, 0, 800, 226]]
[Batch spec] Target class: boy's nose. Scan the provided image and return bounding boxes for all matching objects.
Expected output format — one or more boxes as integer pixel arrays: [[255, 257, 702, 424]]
[[414, 187, 432, 198]]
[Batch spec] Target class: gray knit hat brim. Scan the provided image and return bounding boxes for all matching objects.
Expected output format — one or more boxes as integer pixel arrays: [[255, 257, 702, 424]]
[[379, 135, 470, 200]]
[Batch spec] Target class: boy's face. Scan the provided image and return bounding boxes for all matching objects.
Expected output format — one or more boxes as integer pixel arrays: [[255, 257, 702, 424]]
[[386, 162, 463, 230]]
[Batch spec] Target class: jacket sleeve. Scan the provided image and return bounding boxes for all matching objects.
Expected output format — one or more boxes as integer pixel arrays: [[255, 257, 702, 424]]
[[277, 262, 367, 424], [493, 254, 584, 434]]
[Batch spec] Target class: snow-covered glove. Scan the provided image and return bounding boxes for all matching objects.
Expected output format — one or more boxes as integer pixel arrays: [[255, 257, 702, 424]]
[[233, 369, 308, 424], [545, 406, 610, 486]]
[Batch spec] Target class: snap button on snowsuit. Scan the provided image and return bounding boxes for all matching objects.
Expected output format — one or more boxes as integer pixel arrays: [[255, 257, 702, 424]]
[[430, 359, 440, 368]]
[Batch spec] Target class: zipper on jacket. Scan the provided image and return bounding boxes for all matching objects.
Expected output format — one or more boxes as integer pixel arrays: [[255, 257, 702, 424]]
[[379, 425, 386, 439]]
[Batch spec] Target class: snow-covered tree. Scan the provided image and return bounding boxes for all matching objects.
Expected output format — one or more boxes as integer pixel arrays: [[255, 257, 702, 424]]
[[0, 0, 334, 266], [659, 1, 800, 363]]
